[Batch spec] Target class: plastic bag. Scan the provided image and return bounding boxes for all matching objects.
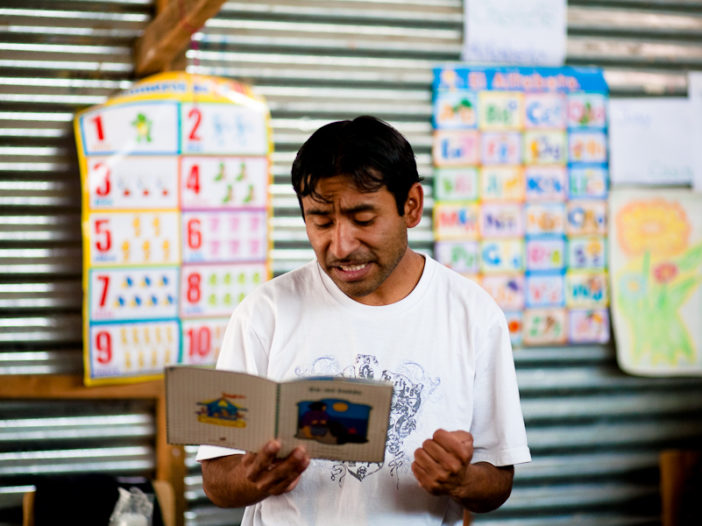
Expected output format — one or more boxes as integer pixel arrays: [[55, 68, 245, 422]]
[[108, 486, 154, 526]]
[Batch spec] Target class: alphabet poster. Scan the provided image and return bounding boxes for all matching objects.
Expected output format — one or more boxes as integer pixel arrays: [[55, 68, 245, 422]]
[[74, 72, 272, 385], [609, 188, 702, 376], [432, 66, 610, 346]]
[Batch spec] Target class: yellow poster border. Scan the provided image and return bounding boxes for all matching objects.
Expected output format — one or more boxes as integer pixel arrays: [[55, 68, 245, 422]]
[[74, 72, 274, 386]]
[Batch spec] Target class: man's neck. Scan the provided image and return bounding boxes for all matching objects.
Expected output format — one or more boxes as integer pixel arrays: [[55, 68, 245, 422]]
[[354, 250, 426, 306]]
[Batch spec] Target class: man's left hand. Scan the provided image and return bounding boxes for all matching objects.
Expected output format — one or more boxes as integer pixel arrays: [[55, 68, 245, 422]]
[[411, 429, 473, 497], [412, 428, 514, 513]]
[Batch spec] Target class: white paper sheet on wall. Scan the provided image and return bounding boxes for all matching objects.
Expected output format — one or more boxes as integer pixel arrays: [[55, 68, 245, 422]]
[[609, 98, 697, 186], [689, 72, 702, 193], [462, 0, 566, 66]]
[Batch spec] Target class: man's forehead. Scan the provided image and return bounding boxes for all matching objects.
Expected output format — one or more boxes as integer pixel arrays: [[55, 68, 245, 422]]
[[303, 191, 381, 210], [305, 179, 386, 203]]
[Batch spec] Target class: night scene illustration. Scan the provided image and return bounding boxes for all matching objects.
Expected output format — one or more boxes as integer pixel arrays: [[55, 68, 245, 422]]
[[295, 398, 371, 445]]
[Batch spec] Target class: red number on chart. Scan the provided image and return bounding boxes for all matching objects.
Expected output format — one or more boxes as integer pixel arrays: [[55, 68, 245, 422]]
[[94, 219, 112, 252], [95, 331, 112, 364], [187, 218, 202, 249], [93, 162, 111, 196], [186, 164, 201, 194], [91, 115, 105, 142], [186, 272, 201, 303], [188, 108, 202, 141], [186, 326, 211, 358], [96, 275, 110, 307]]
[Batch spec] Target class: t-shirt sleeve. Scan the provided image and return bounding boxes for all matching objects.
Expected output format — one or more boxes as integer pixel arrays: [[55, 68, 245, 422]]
[[470, 312, 531, 467], [196, 298, 270, 462], [213, 296, 270, 375]]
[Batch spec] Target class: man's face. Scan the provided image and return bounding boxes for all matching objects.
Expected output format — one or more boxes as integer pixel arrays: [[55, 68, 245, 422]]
[[301, 175, 422, 305]]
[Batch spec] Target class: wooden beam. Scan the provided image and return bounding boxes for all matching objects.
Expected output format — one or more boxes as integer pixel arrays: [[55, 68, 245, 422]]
[[134, 0, 227, 76], [0, 374, 162, 399]]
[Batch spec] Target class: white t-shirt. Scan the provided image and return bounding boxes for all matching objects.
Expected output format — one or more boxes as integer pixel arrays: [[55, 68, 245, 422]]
[[198, 256, 531, 525]]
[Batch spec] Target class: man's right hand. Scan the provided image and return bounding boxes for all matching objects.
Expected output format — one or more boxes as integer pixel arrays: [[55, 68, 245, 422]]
[[201, 440, 310, 508], [241, 439, 310, 496]]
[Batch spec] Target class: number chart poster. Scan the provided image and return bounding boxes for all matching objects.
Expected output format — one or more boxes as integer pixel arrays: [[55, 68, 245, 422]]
[[432, 66, 610, 347], [610, 188, 702, 376], [74, 72, 272, 385]]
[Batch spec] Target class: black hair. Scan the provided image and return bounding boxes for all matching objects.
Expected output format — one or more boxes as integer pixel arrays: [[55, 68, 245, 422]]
[[291, 115, 421, 216]]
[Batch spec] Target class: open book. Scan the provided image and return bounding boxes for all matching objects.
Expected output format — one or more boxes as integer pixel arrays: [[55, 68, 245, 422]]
[[165, 366, 394, 462]]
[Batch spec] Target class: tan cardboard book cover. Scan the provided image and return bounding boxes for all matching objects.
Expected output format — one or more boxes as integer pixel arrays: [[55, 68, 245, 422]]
[[165, 366, 394, 462]]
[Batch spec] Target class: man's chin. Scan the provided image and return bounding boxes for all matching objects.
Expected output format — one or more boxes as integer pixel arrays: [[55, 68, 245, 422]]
[[330, 278, 375, 302]]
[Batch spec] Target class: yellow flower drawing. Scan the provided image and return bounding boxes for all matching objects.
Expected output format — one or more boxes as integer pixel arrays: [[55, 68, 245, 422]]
[[616, 199, 690, 258], [615, 198, 702, 365]]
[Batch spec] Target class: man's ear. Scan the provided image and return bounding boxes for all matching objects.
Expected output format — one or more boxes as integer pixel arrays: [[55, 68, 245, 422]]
[[403, 182, 424, 228]]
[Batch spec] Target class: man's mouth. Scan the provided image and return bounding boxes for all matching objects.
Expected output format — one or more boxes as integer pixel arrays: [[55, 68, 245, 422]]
[[339, 263, 368, 272]]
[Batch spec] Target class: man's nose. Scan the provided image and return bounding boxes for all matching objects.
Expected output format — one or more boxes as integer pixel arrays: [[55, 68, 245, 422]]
[[330, 220, 359, 259]]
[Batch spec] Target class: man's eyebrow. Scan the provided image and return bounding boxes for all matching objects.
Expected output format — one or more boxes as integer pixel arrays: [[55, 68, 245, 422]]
[[305, 203, 378, 216], [341, 203, 377, 214], [305, 207, 330, 217]]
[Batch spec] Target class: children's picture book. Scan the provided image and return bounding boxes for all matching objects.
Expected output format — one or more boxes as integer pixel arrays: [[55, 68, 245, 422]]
[[165, 366, 394, 462]]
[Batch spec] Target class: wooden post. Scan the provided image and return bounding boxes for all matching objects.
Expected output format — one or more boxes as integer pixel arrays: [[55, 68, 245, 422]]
[[156, 382, 187, 526], [134, 0, 227, 76], [660, 449, 702, 526]]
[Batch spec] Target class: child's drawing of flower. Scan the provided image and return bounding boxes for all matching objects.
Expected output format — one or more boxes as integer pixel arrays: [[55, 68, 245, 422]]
[[615, 199, 702, 366], [653, 262, 678, 284], [616, 200, 690, 258], [619, 273, 646, 298]]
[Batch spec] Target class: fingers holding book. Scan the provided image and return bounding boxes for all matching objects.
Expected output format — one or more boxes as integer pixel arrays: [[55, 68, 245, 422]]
[[243, 440, 310, 497]]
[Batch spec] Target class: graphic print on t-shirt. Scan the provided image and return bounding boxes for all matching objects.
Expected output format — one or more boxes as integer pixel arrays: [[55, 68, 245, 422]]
[[294, 354, 440, 487]]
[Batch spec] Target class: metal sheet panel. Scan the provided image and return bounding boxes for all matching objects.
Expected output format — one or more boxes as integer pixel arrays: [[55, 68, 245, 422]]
[[0, 399, 156, 521], [0, 2, 158, 525], [1, 1, 702, 526]]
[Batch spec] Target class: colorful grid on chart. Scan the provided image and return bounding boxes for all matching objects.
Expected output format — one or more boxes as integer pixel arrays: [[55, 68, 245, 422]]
[[432, 66, 610, 347], [75, 72, 272, 384]]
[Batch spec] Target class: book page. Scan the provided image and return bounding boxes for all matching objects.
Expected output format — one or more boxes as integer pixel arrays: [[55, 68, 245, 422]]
[[277, 377, 393, 462], [166, 366, 277, 452]]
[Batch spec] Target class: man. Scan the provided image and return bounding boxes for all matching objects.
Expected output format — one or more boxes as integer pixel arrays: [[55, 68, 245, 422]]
[[198, 116, 531, 524]]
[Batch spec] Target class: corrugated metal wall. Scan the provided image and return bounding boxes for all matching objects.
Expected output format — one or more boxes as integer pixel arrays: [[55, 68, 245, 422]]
[[0, 2, 154, 524], [1, 1, 702, 525]]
